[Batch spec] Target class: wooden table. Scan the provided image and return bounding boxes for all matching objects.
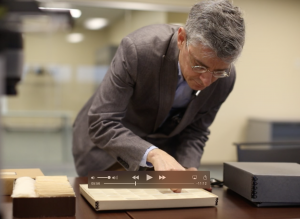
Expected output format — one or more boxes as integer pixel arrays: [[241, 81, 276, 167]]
[[2, 177, 300, 219]]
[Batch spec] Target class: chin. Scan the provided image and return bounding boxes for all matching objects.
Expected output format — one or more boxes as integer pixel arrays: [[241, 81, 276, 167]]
[[197, 86, 206, 91], [192, 81, 205, 90], [191, 85, 204, 91]]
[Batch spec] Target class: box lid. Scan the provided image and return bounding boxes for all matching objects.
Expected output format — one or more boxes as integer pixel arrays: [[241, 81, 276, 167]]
[[1, 169, 44, 179], [225, 162, 300, 176]]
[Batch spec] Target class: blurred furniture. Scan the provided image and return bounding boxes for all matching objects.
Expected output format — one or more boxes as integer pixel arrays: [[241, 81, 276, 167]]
[[235, 118, 300, 162], [234, 142, 300, 163], [2, 110, 72, 130], [2, 177, 300, 219], [246, 118, 300, 142], [1, 110, 72, 162]]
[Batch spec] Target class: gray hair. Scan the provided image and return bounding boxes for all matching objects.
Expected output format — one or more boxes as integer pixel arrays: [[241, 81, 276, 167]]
[[185, 0, 245, 63]]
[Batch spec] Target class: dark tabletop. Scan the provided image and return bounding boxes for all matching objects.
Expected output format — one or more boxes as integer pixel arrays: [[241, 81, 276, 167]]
[[2, 177, 300, 219]]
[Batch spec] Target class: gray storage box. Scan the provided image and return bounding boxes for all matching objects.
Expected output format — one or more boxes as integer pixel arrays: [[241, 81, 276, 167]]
[[223, 162, 300, 207]]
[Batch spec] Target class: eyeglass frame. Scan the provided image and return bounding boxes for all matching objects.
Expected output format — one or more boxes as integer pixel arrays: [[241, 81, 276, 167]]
[[186, 42, 232, 78]]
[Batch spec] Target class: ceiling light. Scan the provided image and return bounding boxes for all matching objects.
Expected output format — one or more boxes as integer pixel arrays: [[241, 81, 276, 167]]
[[66, 33, 84, 43], [39, 7, 81, 18], [84, 18, 108, 30], [70, 9, 81, 18]]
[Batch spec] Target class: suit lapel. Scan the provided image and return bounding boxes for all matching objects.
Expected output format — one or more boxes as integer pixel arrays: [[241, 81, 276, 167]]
[[153, 32, 179, 132]]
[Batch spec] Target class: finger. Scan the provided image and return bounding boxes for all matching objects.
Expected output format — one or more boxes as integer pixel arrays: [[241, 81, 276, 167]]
[[170, 168, 185, 171], [171, 188, 182, 193], [186, 167, 198, 171]]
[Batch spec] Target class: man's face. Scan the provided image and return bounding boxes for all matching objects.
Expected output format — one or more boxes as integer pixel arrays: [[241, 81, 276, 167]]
[[177, 27, 231, 91]]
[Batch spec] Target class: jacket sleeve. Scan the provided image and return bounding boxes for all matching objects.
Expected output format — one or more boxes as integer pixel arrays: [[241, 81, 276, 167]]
[[87, 37, 152, 171], [174, 68, 236, 169]]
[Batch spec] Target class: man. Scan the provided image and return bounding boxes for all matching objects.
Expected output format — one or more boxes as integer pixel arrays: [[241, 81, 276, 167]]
[[73, 0, 245, 178]]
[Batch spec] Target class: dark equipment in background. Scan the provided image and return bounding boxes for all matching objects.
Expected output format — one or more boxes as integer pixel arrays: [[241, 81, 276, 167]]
[[0, 0, 73, 218], [0, 0, 73, 95], [0, 31, 23, 95]]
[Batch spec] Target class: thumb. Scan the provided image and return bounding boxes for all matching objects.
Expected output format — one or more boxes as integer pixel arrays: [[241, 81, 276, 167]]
[[186, 167, 198, 171]]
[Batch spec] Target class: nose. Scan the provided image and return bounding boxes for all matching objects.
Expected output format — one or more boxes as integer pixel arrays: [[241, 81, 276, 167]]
[[199, 72, 213, 87]]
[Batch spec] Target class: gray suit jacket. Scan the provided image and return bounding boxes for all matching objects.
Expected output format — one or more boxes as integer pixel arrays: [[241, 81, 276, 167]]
[[72, 24, 236, 176]]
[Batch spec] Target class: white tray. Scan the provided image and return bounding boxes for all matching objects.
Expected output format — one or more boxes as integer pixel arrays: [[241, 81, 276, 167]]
[[80, 184, 218, 211]]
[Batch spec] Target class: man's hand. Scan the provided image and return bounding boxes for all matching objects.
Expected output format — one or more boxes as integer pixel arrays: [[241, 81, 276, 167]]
[[147, 148, 185, 171], [147, 148, 198, 193], [171, 167, 198, 193]]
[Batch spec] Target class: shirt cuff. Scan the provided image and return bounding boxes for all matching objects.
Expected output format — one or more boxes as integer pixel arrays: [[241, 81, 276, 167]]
[[139, 145, 158, 167]]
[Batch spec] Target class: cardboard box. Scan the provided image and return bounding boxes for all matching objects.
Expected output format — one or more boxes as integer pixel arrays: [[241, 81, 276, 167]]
[[12, 176, 76, 217], [0, 169, 44, 195], [13, 197, 76, 218]]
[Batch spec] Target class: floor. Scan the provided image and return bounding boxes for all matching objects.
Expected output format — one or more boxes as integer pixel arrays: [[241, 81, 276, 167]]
[[1, 129, 223, 180]]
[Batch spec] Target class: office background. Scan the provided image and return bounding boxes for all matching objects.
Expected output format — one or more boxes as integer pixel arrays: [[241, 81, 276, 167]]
[[1, 0, 300, 177]]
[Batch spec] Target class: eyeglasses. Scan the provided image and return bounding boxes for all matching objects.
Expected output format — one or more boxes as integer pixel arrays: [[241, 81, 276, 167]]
[[187, 45, 231, 78]]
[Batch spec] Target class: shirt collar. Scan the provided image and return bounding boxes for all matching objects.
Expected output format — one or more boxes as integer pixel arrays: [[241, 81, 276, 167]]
[[177, 62, 185, 84], [177, 62, 201, 95]]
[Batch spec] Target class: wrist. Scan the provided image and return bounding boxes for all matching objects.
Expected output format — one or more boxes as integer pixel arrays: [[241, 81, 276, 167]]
[[146, 148, 160, 164]]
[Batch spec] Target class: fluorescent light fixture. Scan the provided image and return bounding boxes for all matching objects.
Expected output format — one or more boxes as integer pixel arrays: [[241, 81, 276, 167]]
[[69, 9, 81, 18], [66, 33, 84, 43], [39, 7, 81, 18], [84, 18, 108, 30]]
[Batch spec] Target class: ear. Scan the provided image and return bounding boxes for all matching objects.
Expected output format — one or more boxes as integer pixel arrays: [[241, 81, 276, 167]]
[[177, 27, 186, 50]]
